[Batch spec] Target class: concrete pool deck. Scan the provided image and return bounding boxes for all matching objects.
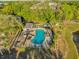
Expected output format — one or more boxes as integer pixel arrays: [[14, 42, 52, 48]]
[[23, 28, 52, 48], [10, 23, 53, 49], [15, 27, 49, 48]]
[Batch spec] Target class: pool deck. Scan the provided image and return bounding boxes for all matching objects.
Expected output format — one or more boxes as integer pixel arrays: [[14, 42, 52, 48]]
[[11, 23, 52, 49]]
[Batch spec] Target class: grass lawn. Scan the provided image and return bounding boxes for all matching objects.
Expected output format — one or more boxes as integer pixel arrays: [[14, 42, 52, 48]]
[[62, 23, 79, 59], [0, 15, 22, 48]]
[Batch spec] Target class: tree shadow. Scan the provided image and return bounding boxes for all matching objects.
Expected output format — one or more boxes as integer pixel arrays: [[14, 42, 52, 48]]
[[0, 48, 63, 59]]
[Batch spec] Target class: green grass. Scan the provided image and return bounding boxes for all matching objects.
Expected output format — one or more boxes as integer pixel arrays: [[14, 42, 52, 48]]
[[62, 23, 79, 59], [0, 15, 22, 48]]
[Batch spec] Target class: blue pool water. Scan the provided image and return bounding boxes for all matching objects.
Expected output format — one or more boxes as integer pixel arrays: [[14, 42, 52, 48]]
[[32, 29, 45, 44]]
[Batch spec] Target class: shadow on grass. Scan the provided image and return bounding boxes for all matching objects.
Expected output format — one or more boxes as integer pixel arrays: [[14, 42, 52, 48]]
[[0, 47, 63, 59]]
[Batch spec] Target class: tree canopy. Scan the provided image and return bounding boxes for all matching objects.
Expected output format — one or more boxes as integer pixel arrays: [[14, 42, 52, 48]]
[[0, 1, 79, 23]]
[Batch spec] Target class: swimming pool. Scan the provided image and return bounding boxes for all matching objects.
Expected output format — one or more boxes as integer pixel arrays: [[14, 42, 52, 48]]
[[32, 29, 45, 44]]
